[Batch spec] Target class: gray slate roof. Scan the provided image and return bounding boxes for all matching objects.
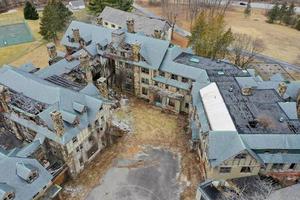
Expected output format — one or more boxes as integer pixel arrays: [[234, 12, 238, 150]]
[[98, 6, 170, 36], [0, 149, 52, 200], [60, 21, 170, 70], [208, 131, 246, 167], [0, 66, 103, 145]]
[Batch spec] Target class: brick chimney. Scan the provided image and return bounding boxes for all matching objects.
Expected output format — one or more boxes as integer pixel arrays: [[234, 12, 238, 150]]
[[96, 77, 108, 98], [72, 28, 80, 43], [0, 85, 10, 113], [46, 42, 57, 60], [126, 19, 135, 33], [277, 82, 287, 97], [79, 51, 93, 83], [154, 29, 162, 39], [50, 111, 64, 137], [132, 42, 141, 62]]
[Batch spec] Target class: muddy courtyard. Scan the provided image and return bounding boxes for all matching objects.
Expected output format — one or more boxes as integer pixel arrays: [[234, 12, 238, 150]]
[[61, 98, 202, 200]]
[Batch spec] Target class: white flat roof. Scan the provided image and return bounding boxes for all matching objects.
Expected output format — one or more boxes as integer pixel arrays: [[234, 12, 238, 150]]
[[200, 83, 237, 131]]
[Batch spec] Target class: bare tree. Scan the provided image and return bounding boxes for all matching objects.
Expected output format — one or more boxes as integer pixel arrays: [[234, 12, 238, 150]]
[[229, 33, 265, 69], [219, 176, 275, 200]]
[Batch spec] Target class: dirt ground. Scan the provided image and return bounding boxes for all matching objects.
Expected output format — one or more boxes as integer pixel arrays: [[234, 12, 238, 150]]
[[136, 1, 300, 66], [61, 98, 202, 200]]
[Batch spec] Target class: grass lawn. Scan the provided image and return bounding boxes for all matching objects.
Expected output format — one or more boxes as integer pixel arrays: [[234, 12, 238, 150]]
[[0, 8, 49, 67], [136, 1, 300, 67], [0, 8, 93, 68]]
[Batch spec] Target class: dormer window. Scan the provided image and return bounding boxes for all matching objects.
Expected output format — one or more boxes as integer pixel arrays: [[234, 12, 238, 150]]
[[0, 183, 15, 200], [16, 163, 39, 183]]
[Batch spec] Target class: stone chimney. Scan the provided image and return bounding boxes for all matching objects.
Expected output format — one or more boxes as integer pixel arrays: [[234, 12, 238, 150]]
[[126, 19, 135, 33], [79, 51, 93, 83], [111, 30, 125, 45], [50, 111, 64, 137], [277, 82, 287, 97], [72, 28, 80, 43], [96, 17, 103, 26], [154, 29, 162, 39], [132, 42, 141, 62], [46, 42, 57, 60], [96, 77, 108, 98], [0, 85, 10, 113]]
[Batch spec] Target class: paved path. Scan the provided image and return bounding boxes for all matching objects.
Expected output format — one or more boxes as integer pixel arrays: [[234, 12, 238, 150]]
[[133, 3, 300, 73], [86, 148, 182, 200], [232, 1, 300, 13]]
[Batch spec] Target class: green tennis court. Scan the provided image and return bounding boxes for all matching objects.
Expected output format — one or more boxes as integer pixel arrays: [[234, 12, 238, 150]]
[[0, 22, 33, 47]]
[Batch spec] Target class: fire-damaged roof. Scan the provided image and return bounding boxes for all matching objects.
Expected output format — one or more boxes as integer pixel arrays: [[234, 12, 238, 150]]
[[0, 66, 104, 145]]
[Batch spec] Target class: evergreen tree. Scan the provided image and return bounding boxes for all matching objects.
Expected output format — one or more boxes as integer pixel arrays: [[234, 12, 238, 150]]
[[267, 2, 280, 23], [88, 0, 133, 15], [189, 12, 234, 60], [295, 18, 300, 31], [278, 2, 288, 23], [39, 0, 72, 41], [23, 1, 39, 20], [244, 1, 251, 17], [283, 2, 296, 25]]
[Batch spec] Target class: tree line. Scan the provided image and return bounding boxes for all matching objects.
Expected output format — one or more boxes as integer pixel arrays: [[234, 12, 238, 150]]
[[267, 2, 300, 31]]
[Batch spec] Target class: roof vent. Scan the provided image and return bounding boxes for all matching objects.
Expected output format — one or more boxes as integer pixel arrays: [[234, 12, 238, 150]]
[[279, 117, 285, 123], [190, 57, 200, 63]]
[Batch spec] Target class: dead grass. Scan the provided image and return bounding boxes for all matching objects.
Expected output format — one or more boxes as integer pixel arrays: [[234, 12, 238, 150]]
[[136, 1, 300, 67], [61, 98, 202, 200], [0, 8, 90, 68]]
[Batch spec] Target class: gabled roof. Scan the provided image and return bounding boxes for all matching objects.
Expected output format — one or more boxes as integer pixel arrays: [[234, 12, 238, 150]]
[[241, 134, 300, 150], [98, 6, 170, 36], [0, 66, 103, 145], [60, 21, 170, 70], [208, 131, 246, 167], [0, 149, 52, 200]]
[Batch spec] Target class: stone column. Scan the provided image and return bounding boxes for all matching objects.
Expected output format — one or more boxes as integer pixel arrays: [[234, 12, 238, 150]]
[[79, 51, 93, 83], [50, 111, 65, 137], [133, 66, 140, 96]]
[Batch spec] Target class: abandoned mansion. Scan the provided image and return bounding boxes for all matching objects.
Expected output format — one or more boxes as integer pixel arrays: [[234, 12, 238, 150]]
[[0, 16, 300, 200]]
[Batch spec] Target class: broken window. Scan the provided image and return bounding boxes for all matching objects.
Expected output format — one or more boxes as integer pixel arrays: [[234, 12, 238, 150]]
[[171, 74, 178, 80], [111, 24, 116, 28], [271, 163, 284, 170], [219, 167, 231, 173], [182, 77, 188, 83], [240, 167, 252, 173], [141, 68, 149, 74], [159, 71, 165, 77], [235, 153, 247, 159], [289, 163, 296, 170], [141, 78, 149, 85], [142, 87, 148, 96], [168, 98, 175, 107]]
